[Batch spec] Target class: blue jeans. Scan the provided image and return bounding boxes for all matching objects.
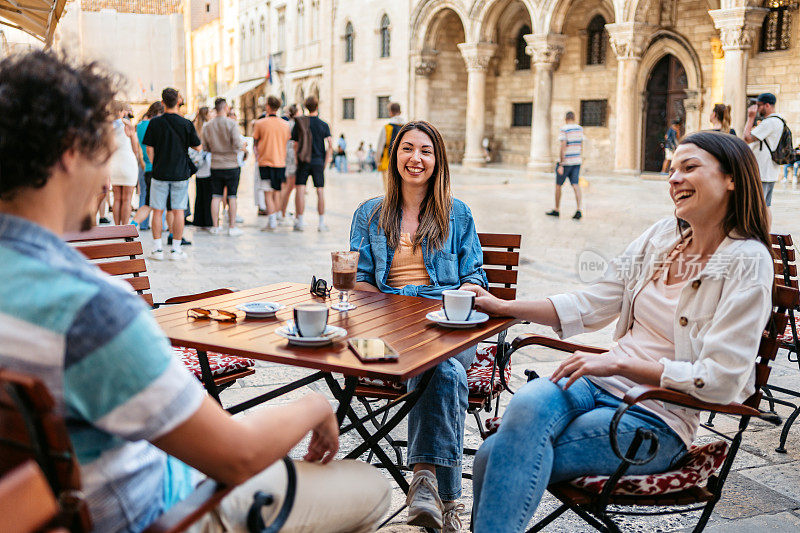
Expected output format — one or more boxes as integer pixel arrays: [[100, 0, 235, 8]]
[[472, 377, 687, 532], [406, 347, 475, 500], [137, 168, 150, 230]]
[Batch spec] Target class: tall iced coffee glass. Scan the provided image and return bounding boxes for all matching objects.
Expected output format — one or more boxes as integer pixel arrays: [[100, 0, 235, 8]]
[[331, 251, 359, 311]]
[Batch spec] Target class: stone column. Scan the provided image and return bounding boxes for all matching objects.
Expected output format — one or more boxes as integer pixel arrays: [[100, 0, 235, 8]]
[[457, 42, 496, 167], [709, 8, 768, 134], [606, 22, 648, 174], [524, 33, 566, 172], [413, 51, 437, 121]]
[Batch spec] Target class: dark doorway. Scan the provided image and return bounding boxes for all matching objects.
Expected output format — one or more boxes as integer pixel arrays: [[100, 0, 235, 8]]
[[642, 54, 687, 172]]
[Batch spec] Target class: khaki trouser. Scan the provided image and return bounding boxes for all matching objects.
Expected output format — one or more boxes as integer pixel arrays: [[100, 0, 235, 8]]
[[190, 460, 391, 533]]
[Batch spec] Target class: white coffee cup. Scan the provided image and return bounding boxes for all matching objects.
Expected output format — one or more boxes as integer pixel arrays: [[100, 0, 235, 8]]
[[293, 303, 329, 337], [442, 290, 476, 322]]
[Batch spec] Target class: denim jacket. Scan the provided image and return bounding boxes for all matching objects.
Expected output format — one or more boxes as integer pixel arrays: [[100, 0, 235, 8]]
[[349, 197, 488, 299]]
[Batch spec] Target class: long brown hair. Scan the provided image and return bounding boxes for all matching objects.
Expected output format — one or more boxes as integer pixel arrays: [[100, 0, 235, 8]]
[[139, 100, 164, 122], [678, 131, 771, 251], [712, 103, 732, 133], [193, 106, 211, 136], [378, 121, 452, 251]]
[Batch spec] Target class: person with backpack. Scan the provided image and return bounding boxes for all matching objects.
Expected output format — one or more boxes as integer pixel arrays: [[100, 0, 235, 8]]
[[377, 102, 404, 190], [744, 92, 794, 211], [291, 96, 332, 232]]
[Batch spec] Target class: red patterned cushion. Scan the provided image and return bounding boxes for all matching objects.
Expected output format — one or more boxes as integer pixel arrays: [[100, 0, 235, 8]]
[[173, 347, 256, 379], [484, 416, 502, 436], [569, 441, 729, 496], [779, 320, 797, 345], [466, 345, 511, 396]]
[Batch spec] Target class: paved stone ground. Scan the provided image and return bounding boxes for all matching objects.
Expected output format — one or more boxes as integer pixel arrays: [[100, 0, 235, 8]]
[[142, 163, 800, 531]]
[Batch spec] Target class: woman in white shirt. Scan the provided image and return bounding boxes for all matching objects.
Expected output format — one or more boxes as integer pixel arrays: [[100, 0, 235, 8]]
[[467, 131, 774, 532]]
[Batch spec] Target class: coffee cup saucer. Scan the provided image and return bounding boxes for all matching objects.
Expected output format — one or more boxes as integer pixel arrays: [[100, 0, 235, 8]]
[[275, 320, 347, 346], [236, 301, 285, 318], [426, 309, 489, 328]]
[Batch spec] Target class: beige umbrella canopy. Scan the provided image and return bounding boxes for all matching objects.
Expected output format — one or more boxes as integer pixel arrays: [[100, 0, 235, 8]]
[[0, 0, 66, 46]]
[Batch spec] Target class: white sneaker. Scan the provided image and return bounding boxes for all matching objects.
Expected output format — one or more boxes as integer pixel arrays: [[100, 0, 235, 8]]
[[443, 502, 465, 533], [318, 223, 330, 232], [209, 226, 222, 235], [235, 215, 244, 224], [228, 227, 243, 236], [169, 249, 188, 261], [149, 249, 164, 261], [293, 222, 305, 232], [406, 470, 443, 529]]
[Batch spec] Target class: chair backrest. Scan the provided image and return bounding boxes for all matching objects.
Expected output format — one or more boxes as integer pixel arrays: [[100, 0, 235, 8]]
[[0, 369, 90, 531], [0, 460, 62, 533], [747, 284, 799, 408], [770, 233, 797, 289], [478, 233, 522, 300], [64, 224, 153, 306]]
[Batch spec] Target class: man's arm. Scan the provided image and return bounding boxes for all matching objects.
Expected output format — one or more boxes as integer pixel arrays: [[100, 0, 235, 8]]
[[152, 393, 338, 486], [324, 136, 333, 168], [559, 139, 566, 163], [742, 105, 759, 143], [146, 146, 154, 164]]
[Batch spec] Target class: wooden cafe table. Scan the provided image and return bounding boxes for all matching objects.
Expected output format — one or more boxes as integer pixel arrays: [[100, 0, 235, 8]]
[[153, 281, 520, 490]]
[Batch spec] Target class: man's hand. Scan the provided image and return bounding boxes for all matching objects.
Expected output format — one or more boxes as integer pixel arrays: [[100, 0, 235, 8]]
[[550, 350, 617, 390], [557, 164, 564, 176], [460, 285, 509, 316], [747, 104, 758, 119], [303, 401, 339, 464]]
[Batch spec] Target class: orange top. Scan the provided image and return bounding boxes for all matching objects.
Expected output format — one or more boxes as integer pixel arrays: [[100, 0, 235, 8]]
[[387, 233, 431, 288], [252, 115, 290, 167]]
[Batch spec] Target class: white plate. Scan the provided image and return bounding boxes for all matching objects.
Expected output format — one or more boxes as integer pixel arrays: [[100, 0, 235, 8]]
[[275, 321, 347, 347], [236, 301, 284, 317], [426, 309, 490, 328]]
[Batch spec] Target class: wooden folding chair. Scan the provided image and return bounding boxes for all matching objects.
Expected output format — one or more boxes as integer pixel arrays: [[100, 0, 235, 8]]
[[0, 461, 64, 533], [350, 233, 522, 471], [63, 225, 256, 398], [0, 368, 296, 533], [483, 284, 796, 533]]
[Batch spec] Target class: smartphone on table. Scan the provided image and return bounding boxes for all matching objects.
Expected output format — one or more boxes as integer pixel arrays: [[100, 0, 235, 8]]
[[348, 338, 399, 363]]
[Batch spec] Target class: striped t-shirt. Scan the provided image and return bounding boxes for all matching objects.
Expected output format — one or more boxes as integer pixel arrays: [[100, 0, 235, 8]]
[[559, 124, 584, 166], [0, 213, 205, 533]]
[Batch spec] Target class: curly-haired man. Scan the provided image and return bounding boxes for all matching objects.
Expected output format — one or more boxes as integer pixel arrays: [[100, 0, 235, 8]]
[[0, 51, 389, 533]]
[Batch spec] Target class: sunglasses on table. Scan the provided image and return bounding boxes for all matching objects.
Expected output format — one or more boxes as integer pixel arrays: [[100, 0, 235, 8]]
[[310, 276, 332, 298], [187, 308, 239, 322]]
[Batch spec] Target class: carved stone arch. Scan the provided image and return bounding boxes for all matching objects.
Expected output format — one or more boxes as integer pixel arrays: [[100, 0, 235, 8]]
[[548, 0, 615, 34], [410, 0, 470, 52], [470, 0, 538, 42]]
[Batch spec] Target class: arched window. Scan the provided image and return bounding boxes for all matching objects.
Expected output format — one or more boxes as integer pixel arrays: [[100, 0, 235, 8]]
[[379, 14, 391, 58], [344, 22, 354, 62], [249, 21, 256, 60], [240, 26, 247, 60], [586, 15, 607, 65], [761, 0, 796, 52], [259, 17, 266, 57], [515, 24, 531, 70]]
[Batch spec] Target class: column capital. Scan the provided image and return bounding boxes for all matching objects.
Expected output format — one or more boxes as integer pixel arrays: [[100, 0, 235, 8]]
[[457, 42, 497, 72], [709, 7, 769, 51], [523, 33, 566, 68], [413, 50, 438, 77], [605, 22, 649, 60]]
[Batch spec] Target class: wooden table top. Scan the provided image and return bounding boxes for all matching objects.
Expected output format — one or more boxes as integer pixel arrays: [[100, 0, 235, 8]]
[[153, 282, 520, 381]]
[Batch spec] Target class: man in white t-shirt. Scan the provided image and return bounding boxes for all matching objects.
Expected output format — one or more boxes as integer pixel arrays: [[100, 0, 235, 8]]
[[743, 92, 783, 208]]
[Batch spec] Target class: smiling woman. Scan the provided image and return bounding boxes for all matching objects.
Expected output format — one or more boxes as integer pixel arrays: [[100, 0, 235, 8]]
[[348, 120, 488, 531], [466, 131, 774, 532]]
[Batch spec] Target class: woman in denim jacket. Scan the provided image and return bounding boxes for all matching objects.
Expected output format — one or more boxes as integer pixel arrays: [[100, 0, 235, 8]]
[[466, 132, 774, 532], [349, 121, 488, 532]]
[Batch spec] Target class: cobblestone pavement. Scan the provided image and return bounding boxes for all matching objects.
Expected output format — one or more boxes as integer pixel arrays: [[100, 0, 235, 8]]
[[144, 163, 800, 532]]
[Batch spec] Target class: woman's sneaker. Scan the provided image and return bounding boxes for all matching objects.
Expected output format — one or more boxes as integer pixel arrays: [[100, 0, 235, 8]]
[[406, 470, 443, 529], [149, 249, 164, 261], [443, 501, 465, 533]]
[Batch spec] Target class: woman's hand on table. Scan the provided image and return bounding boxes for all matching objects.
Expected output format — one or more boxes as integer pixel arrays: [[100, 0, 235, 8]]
[[460, 285, 510, 317]]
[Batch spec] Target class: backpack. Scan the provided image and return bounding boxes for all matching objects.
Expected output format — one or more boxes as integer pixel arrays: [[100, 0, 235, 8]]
[[763, 116, 797, 165], [294, 116, 313, 164], [378, 123, 403, 171]]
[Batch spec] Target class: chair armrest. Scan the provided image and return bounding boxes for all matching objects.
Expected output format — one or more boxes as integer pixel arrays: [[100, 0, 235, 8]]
[[622, 384, 768, 419], [143, 479, 232, 533], [509, 334, 607, 355], [154, 288, 238, 308]]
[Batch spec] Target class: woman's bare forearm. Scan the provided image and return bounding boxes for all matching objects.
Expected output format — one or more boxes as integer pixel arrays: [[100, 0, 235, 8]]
[[502, 298, 561, 329], [355, 281, 379, 292]]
